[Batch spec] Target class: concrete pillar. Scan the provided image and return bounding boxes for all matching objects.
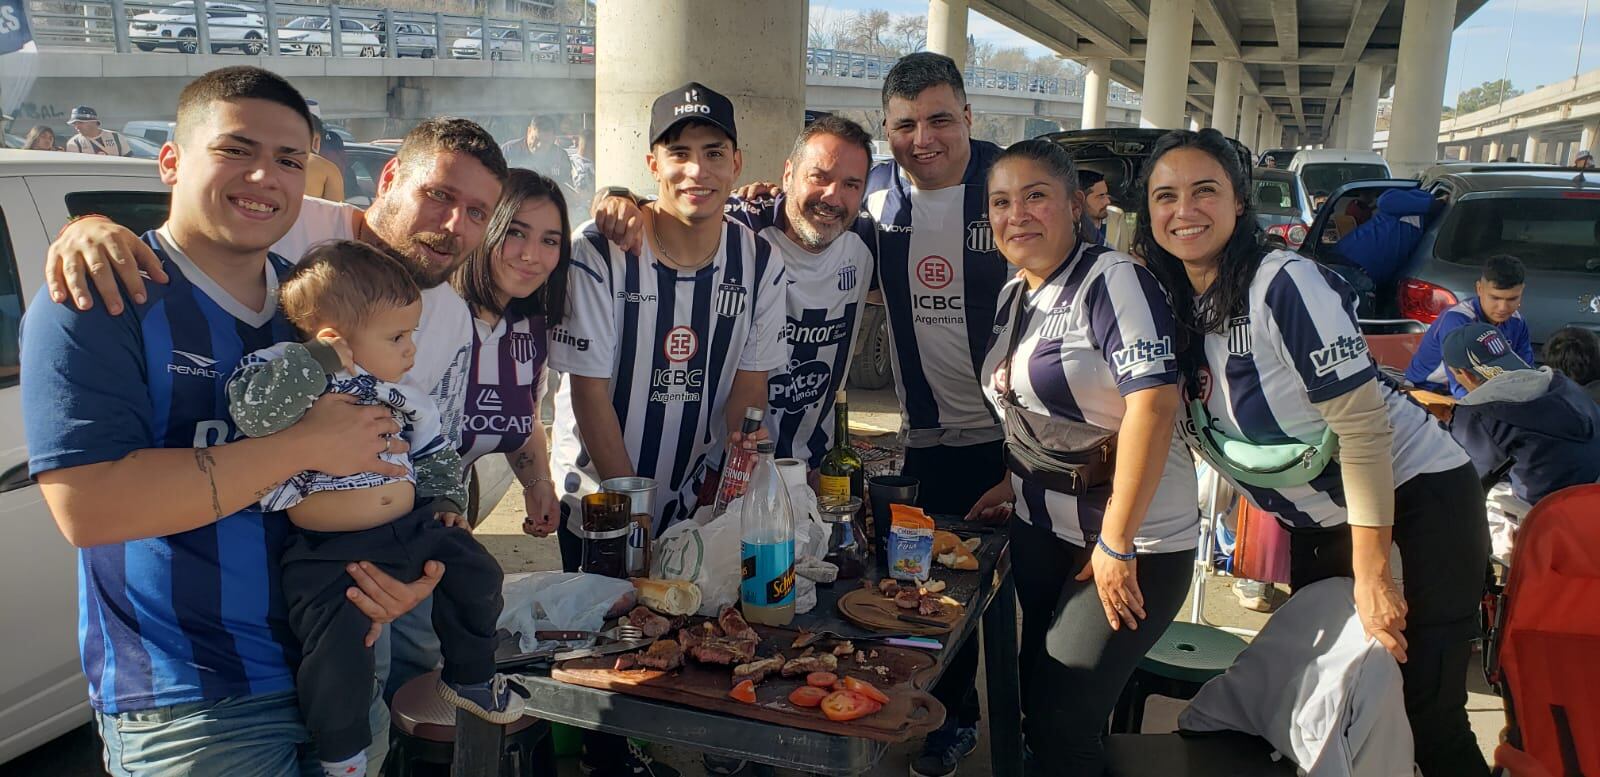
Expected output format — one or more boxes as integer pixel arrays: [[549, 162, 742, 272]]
[[1212, 59, 1242, 137], [927, 0, 968, 67], [1487, 138, 1504, 160], [1334, 98, 1352, 148], [1525, 133, 1543, 164], [1387, 0, 1457, 178], [1239, 107, 1259, 154], [1581, 121, 1600, 156], [1348, 64, 1382, 152], [596, 0, 806, 192], [1082, 57, 1110, 129], [1140, 0, 1195, 129]]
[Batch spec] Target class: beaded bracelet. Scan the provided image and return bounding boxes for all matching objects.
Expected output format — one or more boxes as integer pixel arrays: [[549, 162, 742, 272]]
[[1096, 536, 1137, 561]]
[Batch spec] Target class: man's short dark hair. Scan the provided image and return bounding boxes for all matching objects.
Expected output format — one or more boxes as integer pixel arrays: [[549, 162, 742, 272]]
[[1482, 254, 1526, 288], [654, 118, 735, 150], [1077, 169, 1106, 191], [532, 114, 559, 132], [395, 116, 509, 184], [1542, 327, 1600, 385], [788, 114, 874, 167], [175, 66, 312, 145], [882, 52, 966, 110]]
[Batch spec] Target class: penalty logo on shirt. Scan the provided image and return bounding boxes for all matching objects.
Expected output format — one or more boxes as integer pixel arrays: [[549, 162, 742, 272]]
[[966, 219, 996, 253], [716, 283, 748, 318], [838, 265, 857, 291], [506, 331, 539, 364], [1227, 316, 1252, 357]]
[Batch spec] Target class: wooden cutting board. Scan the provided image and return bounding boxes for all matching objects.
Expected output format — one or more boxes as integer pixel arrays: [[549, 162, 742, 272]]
[[552, 624, 945, 743], [836, 588, 963, 636]]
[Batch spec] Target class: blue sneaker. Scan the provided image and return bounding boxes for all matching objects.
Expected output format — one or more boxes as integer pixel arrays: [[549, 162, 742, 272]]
[[909, 724, 979, 777], [437, 674, 525, 724]]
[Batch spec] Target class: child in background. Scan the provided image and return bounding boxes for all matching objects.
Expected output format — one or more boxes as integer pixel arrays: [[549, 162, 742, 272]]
[[228, 240, 519, 777]]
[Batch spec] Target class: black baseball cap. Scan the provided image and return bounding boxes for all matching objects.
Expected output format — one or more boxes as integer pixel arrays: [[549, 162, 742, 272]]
[[648, 82, 737, 148], [1444, 322, 1530, 382]]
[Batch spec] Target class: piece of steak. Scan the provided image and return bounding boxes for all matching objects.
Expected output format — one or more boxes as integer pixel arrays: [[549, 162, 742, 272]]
[[636, 639, 684, 671], [731, 654, 786, 686], [780, 652, 839, 677], [717, 606, 759, 642], [626, 606, 675, 638]]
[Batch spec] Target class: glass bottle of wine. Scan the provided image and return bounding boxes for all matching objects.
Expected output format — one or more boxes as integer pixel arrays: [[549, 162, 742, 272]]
[[818, 390, 864, 501]]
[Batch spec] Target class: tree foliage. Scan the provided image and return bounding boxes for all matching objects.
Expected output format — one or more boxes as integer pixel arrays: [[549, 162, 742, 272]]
[[1451, 79, 1523, 116]]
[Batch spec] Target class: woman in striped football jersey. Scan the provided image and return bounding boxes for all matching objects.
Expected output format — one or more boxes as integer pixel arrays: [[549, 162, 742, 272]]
[[452, 169, 570, 538], [1138, 129, 1491, 777], [967, 139, 1198, 773]]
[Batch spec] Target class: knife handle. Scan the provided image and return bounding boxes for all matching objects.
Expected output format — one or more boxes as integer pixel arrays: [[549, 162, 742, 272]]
[[534, 630, 592, 641]]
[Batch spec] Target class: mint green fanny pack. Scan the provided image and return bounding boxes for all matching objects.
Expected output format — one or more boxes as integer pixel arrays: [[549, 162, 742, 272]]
[[1188, 399, 1339, 489]]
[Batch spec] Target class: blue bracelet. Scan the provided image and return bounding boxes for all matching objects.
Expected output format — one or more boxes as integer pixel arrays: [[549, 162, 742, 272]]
[[1096, 536, 1137, 561]]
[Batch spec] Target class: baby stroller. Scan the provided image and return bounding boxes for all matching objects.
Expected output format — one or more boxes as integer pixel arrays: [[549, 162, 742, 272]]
[[1482, 483, 1600, 776]]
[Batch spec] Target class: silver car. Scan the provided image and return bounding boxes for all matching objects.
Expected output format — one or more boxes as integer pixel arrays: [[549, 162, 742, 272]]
[[1252, 166, 1315, 250]]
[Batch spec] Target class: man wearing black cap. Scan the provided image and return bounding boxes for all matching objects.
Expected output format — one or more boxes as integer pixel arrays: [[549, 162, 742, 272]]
[[545, 83, 786, 776], [63, 105, 131, 157], [1443, 322, 1600, 506]]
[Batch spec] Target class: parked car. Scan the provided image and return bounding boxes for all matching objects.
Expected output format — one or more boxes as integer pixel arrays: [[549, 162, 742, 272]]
[[1301, 164, 1600, 346], [381, 20, 437, 58], [279, 16, 381, 57], [532, 29, 559, 61], [451, 27, 523, 60], [1287, 149, 1391, 201], [340, 141, 397, 207], [1258, 148, 1298, 168], [565, 29, 594, 64], [127, 0, 265, 54], [0, 149, 513, 767], [1253, 166, 1315, 249], [123, 119, 176, 145]]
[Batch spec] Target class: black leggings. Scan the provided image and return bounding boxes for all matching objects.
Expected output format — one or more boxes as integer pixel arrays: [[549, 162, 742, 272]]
[[1009, 513, 1193, 773], [1289, 462, 1492, 777]]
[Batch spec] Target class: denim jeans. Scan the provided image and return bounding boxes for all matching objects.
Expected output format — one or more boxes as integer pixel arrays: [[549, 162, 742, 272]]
[[96, 685, 390, 777]]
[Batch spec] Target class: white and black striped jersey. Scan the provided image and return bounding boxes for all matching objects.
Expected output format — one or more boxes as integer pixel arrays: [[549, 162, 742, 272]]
[[1182, 250, 1470, 528], [548, 218, 788, 534], [724, 195, 877, 468], [865, 139, 1013, 448], [980, 242, 1198, 553]]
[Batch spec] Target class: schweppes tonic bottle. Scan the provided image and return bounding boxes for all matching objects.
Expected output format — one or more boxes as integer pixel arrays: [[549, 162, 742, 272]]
[[740, 440, 795, 625]]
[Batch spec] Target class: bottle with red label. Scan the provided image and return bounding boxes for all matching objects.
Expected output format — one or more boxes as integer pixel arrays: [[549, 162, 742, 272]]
[[711, 407, 765, 519]]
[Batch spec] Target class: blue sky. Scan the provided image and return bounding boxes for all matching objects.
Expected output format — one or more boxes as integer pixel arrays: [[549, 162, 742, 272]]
[[813, 0, 1600, 104]]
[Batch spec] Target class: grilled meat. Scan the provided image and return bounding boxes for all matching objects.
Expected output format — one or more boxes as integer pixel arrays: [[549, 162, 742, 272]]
[[780, 652, 839, 677], [731, 655, 786, 686], [636, 639, 684, 671], [626, 606, 675, 638]]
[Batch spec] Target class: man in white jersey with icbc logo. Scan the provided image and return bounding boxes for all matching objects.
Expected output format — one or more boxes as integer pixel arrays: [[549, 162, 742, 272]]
[[865, 52, 1008, 777]]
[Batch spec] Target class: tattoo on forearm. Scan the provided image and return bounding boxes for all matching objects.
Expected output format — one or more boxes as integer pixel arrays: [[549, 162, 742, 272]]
[[513, 452, 536, 473], [194, 448, 223, 518]]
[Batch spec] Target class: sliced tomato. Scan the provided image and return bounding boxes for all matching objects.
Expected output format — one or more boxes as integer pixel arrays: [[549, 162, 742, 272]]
[[729, 679, 757, 704], [805, 671, 838, 688], [788, 685, 828, 707], [820, 690, 882, 722], [834, 676, 890, 705]]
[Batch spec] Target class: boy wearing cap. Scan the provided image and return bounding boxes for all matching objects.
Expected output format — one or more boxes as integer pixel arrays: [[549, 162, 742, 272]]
[[1444, 322, 1600, 505], [63, 105, 131, 156]]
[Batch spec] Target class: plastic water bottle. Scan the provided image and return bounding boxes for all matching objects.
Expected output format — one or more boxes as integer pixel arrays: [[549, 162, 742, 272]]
[[740, 440, 795, 626]]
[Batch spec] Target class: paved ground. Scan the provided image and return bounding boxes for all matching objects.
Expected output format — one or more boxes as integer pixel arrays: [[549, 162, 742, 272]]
[[2, 384, 1506, 776]]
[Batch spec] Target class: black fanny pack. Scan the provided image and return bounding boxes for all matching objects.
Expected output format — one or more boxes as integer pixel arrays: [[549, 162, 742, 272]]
[[993, 284, 1118, 496]]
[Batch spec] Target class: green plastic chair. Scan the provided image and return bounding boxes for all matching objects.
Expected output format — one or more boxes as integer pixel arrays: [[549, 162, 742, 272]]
[[1110, 620, 1248, 733]]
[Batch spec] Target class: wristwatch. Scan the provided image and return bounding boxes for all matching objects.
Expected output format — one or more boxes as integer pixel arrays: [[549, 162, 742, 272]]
[[601, 186, 637, 204]]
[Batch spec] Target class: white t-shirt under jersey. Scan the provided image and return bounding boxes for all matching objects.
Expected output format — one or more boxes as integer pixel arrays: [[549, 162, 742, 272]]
[[271, 196, 474, 444], [548, 218, 787, 535]]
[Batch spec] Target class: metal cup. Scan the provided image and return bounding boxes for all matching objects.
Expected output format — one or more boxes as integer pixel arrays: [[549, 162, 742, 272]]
[[867, 475, 920, 566], [578, 492, 631, 578], [601, 477, 656, 578]]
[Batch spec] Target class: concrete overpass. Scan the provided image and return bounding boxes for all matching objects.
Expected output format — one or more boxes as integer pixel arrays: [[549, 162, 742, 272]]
[[1384, 67, 1600, 166]]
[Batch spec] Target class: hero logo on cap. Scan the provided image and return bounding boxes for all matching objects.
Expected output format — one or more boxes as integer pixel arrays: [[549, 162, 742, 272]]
[[649, 81, 738, 147], [675, 88, 711, 117]]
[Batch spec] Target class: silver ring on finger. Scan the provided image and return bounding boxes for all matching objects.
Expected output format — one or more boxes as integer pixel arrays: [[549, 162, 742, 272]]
[[383, 436, 392, 453]]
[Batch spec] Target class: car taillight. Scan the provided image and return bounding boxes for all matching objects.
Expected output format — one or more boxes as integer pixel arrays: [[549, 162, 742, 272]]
[[1286, 223, 1308, 249], [1398, 278, 1458, 324]]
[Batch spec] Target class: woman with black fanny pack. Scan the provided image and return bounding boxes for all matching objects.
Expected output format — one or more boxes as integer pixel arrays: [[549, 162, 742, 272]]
[[1136, 129, 1491, 777], [966, 139, 1199, 774]]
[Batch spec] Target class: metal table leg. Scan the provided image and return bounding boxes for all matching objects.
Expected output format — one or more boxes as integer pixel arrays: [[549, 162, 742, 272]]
[[982, 571, 1022, 777]]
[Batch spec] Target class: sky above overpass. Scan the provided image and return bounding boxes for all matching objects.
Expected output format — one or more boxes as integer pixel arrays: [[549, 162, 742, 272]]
[[817, 0, 1600, 107]]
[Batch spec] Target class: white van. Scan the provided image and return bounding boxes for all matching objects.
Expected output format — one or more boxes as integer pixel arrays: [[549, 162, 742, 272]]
[[1288, 149, 1393, 199], [0, 149, 512, 766]]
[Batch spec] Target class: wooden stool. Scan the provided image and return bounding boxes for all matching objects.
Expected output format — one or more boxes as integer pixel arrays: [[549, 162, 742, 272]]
[[388, 670, 552, 777], [1109, 621, 1247, 734], [1104, 732, 1299, 776]]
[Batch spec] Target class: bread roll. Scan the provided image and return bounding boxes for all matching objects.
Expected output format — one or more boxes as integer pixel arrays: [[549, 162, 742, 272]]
[[630, 578, 702, 616]]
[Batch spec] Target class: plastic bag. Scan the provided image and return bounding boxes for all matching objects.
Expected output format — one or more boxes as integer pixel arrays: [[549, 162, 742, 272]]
[[654, 505, 744, 616], [495, 572, 637, 653]]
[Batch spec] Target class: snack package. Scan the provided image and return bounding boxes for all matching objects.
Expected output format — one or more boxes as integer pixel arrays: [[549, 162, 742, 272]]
[[887, 504, 936, 582]]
